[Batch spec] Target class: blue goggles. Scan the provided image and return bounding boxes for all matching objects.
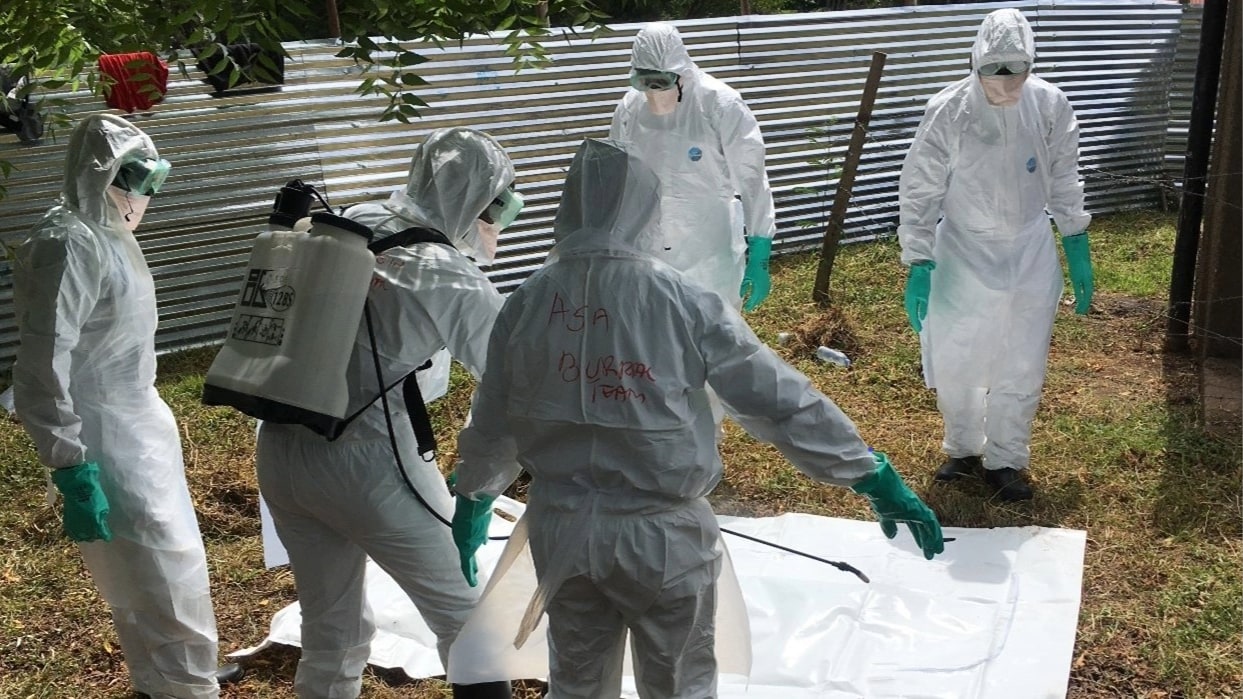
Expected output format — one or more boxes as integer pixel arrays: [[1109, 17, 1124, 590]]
[[978, 61, 1031, 77], [113, 157, 171, 195]]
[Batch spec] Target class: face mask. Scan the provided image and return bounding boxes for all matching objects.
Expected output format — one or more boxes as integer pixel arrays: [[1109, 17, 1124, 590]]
[[979, 73, 1028, 107], [105, 185, 151, 231], [646, 88, 679, 115], [474, 220, 501, 265]]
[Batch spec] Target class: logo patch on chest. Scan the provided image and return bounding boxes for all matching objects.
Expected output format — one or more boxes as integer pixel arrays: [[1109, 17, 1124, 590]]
[[688, 146, 703, 162], [1026, 156, 1038, 173]]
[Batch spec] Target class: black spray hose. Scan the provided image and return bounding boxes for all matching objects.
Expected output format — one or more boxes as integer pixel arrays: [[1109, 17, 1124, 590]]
[[308, 184, 334, 214], [362, 301, 924, 565], [721, 527, 870, 584], [364, 301, 455, 528], [363, 300, 510, 541]]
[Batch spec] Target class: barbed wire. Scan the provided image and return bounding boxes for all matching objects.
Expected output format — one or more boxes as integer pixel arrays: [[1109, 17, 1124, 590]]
[[1078, 162, 1243, 182], [1079, 165, 1243, 214], [810, 219, 1243, 347], [847, 201, 901, 237], [1139, 302, 1243, 350], [791, 130, 1243, 348], [791, 123, 1241, 348], [842, 127, 1243, 214]]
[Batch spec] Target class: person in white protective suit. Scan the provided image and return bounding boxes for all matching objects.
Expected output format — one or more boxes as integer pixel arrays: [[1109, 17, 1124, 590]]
[[450, 138, 944, 699], [609, 21, 777, 312], [253, 127, 521, 699], [898, 8, 1095, 502], [9, 113, 242, 698]]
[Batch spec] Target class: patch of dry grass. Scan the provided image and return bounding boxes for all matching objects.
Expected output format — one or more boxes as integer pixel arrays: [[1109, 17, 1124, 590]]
[[0, 210, 1239, 698]]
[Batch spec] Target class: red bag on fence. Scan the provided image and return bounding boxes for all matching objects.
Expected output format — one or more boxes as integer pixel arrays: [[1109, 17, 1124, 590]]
[[98, 52, 169, 113]]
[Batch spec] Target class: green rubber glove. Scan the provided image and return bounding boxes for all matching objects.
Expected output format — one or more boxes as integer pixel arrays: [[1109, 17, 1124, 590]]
[[51, 462, 112, 543], [904, 260, 935, 333], [851, 452, 943, 560], [1061, 232, 1093, 315], [740, 236, 772, 312], [450, 473, 495, 587]]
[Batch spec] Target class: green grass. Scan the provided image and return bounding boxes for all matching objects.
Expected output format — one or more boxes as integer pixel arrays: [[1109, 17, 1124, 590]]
[[0, 209, 1238, 698]]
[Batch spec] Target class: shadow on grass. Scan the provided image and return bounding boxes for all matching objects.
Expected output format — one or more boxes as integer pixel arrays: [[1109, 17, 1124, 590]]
[[921, 470, 1086, 531], [227, 642, 550, 698], [1155, 351, 1242, 540], [156, 344, 221, 387]]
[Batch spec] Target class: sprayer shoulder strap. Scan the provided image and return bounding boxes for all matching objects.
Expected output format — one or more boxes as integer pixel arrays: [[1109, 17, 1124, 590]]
[[331, 353, 438, 453], [369, 226, 453, 254], [329, 231, 453, 450]]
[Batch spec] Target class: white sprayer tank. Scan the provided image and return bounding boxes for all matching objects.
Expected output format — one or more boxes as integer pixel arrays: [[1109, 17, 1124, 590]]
[[203, 212, 375, 434]]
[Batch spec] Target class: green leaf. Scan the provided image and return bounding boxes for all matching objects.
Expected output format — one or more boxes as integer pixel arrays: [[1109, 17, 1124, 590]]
[[256, 53, 279, 73], [397, 51, 428, 66], [198, 42, 223, 62], [206, 58, 232, 76], [54, 42, 75, 66]]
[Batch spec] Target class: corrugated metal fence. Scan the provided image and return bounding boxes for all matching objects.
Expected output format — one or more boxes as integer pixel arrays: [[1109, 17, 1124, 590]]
[[0, 0, 1193, 367], [1165, 2, 1202, 183]]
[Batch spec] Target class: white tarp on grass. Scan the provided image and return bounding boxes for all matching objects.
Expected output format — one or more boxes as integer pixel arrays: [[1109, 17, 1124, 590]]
[[242, 496, 1086, 698]]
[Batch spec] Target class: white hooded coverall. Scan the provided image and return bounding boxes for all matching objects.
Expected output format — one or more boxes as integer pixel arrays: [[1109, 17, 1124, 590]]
[[254, 128, 511, 698], [454, 139, 877, 699], [897, 9, 1091, 471], [10, 113, 221, 698], [609, 22, 776, 305]]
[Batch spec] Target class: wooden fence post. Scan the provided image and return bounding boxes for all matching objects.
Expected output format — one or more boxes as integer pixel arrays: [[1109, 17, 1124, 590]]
[[811, 51, 887, 306]]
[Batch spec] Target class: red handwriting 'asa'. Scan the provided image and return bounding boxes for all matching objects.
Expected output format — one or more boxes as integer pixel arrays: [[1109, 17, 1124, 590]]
[[548, 292, 610, 333]]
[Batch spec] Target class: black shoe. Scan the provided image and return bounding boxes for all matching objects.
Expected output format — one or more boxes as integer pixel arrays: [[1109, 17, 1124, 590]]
[[452, 681, 512, 698], [983, 467, 1034, 502], [217, 662, 246, 685], [935, 455, 982, 482]]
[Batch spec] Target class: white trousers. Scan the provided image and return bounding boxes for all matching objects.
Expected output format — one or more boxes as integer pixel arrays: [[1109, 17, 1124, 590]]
[[937, 385, 1042, 471], [256, 424, 480, 699]]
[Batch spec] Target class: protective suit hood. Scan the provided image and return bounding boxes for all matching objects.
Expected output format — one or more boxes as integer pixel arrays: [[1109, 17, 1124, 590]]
[[551, 139, 662, 257], [62, 113, 159, 230], [971, 8, 1035, 71], [631, 22, 698, 78], [381, 127, 515, 259]]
